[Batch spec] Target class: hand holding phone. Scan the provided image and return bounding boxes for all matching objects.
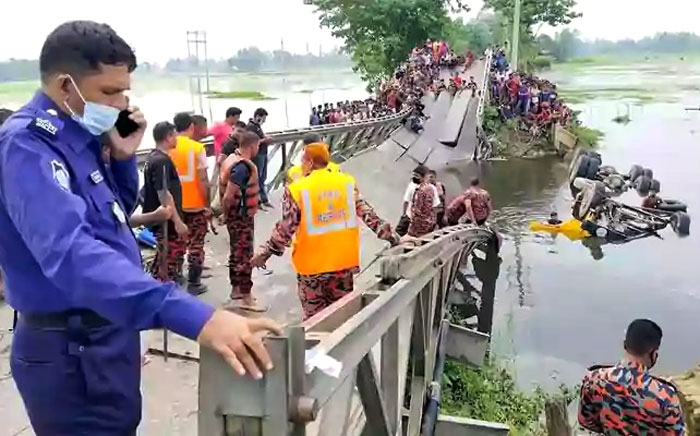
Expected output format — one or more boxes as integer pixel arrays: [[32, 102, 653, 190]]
[[108, 105, 147, 161]]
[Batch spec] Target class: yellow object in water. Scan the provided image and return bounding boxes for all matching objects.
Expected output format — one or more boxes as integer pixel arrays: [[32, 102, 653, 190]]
[[530, 219, 590, 241]]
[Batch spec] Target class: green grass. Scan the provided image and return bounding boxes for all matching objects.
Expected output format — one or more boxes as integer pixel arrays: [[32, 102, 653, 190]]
[[570, 124, 605, 148], [205, 90, 276, 100], [442, 360, 578, 435], [558, 86, 674, 105]]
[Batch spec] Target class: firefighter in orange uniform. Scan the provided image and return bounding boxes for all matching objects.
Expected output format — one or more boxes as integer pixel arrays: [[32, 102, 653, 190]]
[[219, 131, 267, 312], [169, 112, 211, 295], [252, 143, 401, 319]]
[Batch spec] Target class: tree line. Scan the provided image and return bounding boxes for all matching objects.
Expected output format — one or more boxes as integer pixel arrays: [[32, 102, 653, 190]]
[[539, 30, 700, 62], [0, 48, 351, 82]]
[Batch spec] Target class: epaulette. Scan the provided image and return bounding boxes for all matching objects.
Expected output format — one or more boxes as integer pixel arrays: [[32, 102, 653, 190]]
[[650, 375, 678, 392], [588, 364, 614, 372], [26, 108, 63, 139]]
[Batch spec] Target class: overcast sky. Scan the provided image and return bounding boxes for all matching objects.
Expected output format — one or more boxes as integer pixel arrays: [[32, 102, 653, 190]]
[[0, 0, 698, 63]]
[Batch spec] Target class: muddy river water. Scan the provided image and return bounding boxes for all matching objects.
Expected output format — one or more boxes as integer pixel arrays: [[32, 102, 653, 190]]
[[476, 59, 700, 390]]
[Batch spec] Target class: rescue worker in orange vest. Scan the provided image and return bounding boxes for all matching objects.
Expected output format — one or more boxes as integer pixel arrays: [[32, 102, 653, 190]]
[[219, 131, 267, 312], [286, 133, 341, 185], [170, 112, 211, 295], [251, 143, 401, 319]]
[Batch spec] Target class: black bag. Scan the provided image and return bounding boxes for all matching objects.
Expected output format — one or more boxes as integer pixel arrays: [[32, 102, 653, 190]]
[[396, 215, 411, 236]]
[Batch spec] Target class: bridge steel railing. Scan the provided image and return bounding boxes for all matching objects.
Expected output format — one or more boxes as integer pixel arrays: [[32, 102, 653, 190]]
[[474, 49, 494, 160], [135, 108, 411, 191], [198, 224, 504, 436]]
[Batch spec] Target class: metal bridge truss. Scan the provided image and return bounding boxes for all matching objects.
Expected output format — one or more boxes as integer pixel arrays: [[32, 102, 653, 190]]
[[198, 225, 504, 435]]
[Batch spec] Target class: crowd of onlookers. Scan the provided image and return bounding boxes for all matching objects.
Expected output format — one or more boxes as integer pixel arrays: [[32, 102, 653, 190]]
[[488, 47, 574, 137], [309, 39, 477, 131]]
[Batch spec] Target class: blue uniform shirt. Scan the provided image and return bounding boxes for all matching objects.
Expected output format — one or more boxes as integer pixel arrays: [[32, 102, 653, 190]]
[[0, 92, 214, 340]]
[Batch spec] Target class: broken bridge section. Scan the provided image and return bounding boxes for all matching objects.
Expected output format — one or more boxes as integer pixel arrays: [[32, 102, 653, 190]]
[[198, 225, 506, 435]]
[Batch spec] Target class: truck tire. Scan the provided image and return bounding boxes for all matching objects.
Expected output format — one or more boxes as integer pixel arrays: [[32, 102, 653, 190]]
[[629, 164, 643, 181], [586, 159, 601, 179], [650, 179, 661, 193], [585, 151, 602, 164], [642, 168, 654, 180], [671, 212, 691, 236], [569, 155, 592, 184], [578, 181, 606, 218], [600, 165, 617, 176], [635, 176, 652, 195]]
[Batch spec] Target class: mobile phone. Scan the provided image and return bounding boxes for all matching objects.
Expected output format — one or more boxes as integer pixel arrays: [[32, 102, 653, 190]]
[[115, 109, 140, 138]]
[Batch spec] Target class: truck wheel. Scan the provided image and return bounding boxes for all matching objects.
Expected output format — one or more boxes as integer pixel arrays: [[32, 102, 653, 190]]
[[569, 155, 592, 184], [586, 159, 601, 179], [650, 179, 661, 193], [607, 174, 625, 190], [600, 165, 617, 176], [578, 181, 606, 218], [642, 168, 654, 180], [635, 176, 652, 195], [671, 212, 691, 236], [629, 164, 643, 181], [585, 151, 602, 164]]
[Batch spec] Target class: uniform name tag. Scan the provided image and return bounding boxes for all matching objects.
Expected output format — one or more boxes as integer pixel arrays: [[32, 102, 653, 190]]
[[35, 118, 58, 136], [90, 170, 104, 184]]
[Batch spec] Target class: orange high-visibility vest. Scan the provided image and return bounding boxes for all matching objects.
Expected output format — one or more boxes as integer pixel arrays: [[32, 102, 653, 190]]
[[169, 136, 206, 210], [288, 169, 360, 276], [287, 161, 341, 184]]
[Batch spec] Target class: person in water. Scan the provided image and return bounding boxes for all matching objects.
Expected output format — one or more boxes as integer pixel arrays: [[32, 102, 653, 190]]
[[642, 190, 661, 209], [547, 212, 562, 225]]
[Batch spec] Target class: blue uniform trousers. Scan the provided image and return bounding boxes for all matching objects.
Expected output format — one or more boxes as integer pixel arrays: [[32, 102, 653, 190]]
[[11, 319, 141, 435]]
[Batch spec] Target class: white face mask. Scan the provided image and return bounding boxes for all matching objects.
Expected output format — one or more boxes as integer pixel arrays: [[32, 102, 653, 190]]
[[64, 75, 120, 136]]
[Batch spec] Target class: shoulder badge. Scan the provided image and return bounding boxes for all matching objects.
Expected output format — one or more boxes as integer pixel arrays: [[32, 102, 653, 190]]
[[51, 160, 71, 192], [588, 364, 614, 372], [651, 374, 678, 391], [35, 117, 58, 136]]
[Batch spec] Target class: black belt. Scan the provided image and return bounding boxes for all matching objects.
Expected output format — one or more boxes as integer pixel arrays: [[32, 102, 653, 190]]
[[20, 310, 111, 330]]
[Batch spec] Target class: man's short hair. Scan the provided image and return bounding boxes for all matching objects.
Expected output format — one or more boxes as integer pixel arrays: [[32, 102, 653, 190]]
[[253, 108, 268, 118], [428, 169, 437, 176], [173, 112, 193, 132], [40, 21, 137, 83], [413, 165, 429, 177], [625, 319, 663, 356], [226, 107, 242, 119], [0, 108, 13, 126], [234, 121, 247, 129], [239, 131, 260, 148], [303, 133, 322, 145], [152, 121, 176, 142], [470, 177, 480, 186], [192, 115, 207, 126]]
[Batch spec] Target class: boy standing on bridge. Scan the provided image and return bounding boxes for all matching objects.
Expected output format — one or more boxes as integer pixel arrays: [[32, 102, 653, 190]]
[[251, 143, 402, 319]]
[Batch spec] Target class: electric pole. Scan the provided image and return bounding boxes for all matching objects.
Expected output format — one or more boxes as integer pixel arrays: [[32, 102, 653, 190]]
[[511, 0, 522, 71]]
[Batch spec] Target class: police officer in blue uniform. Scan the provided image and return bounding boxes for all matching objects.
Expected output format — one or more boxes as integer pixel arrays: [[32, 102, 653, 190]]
[[0, 21, 281, 435]]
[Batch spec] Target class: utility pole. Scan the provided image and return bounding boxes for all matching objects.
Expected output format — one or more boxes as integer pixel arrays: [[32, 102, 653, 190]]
[[511, 0, 522, 71]]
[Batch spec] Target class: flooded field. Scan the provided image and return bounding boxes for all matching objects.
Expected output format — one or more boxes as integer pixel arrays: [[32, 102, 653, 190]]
[[485, 58, 700, 390], [0, 68, 368, 147]]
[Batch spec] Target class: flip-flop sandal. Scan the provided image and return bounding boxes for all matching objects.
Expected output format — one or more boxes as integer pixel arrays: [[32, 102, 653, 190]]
[[228, 296, 269, 313]]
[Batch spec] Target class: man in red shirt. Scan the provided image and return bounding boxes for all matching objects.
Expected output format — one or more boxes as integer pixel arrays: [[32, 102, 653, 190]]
[[209, 107, 242, 157]]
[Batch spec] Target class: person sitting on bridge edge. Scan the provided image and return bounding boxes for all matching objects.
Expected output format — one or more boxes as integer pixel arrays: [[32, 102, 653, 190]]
[[446, 177, 492, 226], [251, 143, 402, 319], [219, 131, 268, 312], [286, 133, 341, 185], [578, 319, 685, 435]]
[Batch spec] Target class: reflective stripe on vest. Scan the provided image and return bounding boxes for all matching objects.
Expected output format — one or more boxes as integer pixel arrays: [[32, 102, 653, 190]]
[[300, 182, 357, 235], [178, 149, 196, 182], [289, 170, 360, 276]]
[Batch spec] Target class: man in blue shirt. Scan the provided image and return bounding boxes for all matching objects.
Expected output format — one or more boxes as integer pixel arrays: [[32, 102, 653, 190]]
[[0, 21, 281, 435]]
